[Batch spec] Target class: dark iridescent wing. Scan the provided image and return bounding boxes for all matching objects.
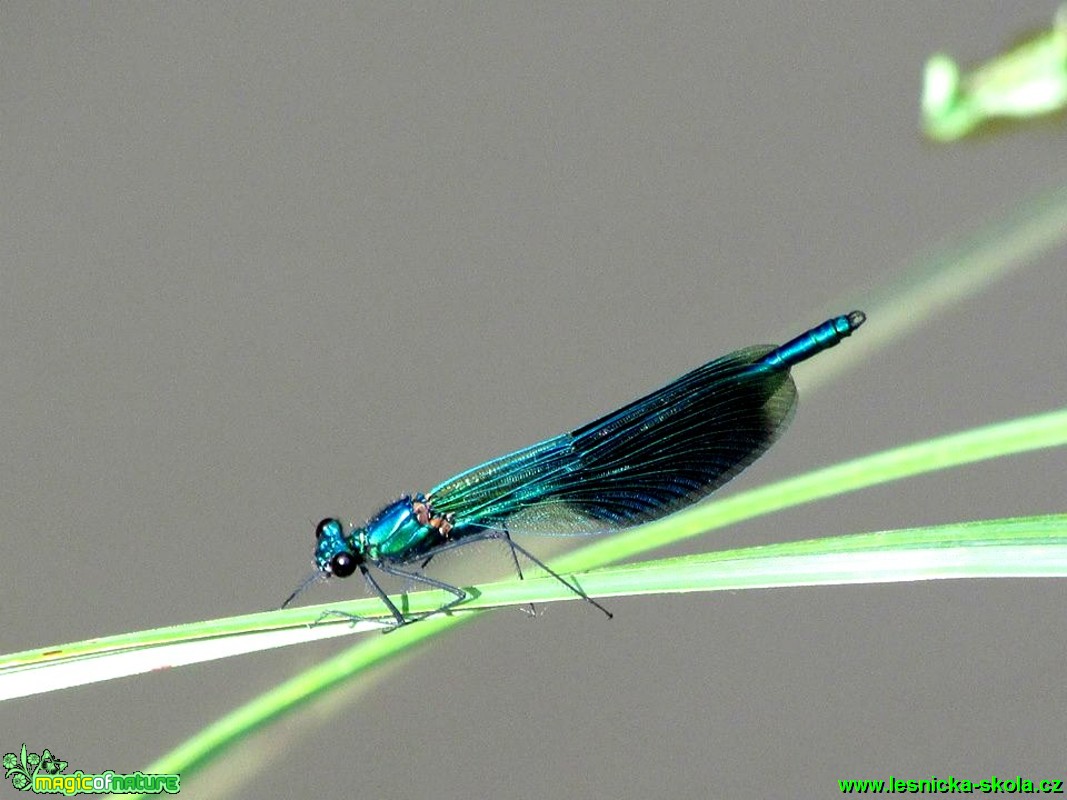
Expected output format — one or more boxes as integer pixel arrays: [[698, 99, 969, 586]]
[[427, 344, 795, 535]]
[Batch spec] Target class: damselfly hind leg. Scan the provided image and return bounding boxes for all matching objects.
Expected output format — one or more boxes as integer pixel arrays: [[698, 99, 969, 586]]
[[500, 534, 613, 620], [502, 525, 537, 618], [411, 530, 613, 619]]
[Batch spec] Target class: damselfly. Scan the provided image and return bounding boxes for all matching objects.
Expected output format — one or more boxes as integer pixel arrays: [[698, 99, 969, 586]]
[[285, 311, 866, 625]]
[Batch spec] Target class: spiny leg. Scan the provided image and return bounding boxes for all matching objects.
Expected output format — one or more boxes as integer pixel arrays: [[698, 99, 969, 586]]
[[498, 534, 613, 620], [415, 529, 613, 619], [398, 526, 534, 618], [375, 560, 469, 623], [360, 564, 409, 625], [501, 525, 537, 618], [313, 564, 408, 628]]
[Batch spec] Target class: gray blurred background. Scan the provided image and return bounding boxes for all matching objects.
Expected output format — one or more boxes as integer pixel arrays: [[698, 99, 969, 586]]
[[3, 3, 1066, 798]]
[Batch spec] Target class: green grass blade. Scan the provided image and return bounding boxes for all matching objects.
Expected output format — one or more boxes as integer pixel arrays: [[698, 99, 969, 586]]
[[131, 511, 1067, 783], [4, 407, 1063, 705]]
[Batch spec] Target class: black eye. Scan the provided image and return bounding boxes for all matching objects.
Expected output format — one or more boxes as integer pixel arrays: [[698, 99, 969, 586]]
[[316, 518, 340, 540], [329, 552, 359, 578]]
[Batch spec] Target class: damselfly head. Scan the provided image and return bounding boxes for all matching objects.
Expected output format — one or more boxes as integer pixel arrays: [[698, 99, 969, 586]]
[[314, 517, 364, 578]]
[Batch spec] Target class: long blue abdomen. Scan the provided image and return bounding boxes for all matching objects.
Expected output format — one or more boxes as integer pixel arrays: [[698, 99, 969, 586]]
[[758, 310, 865, 369]]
